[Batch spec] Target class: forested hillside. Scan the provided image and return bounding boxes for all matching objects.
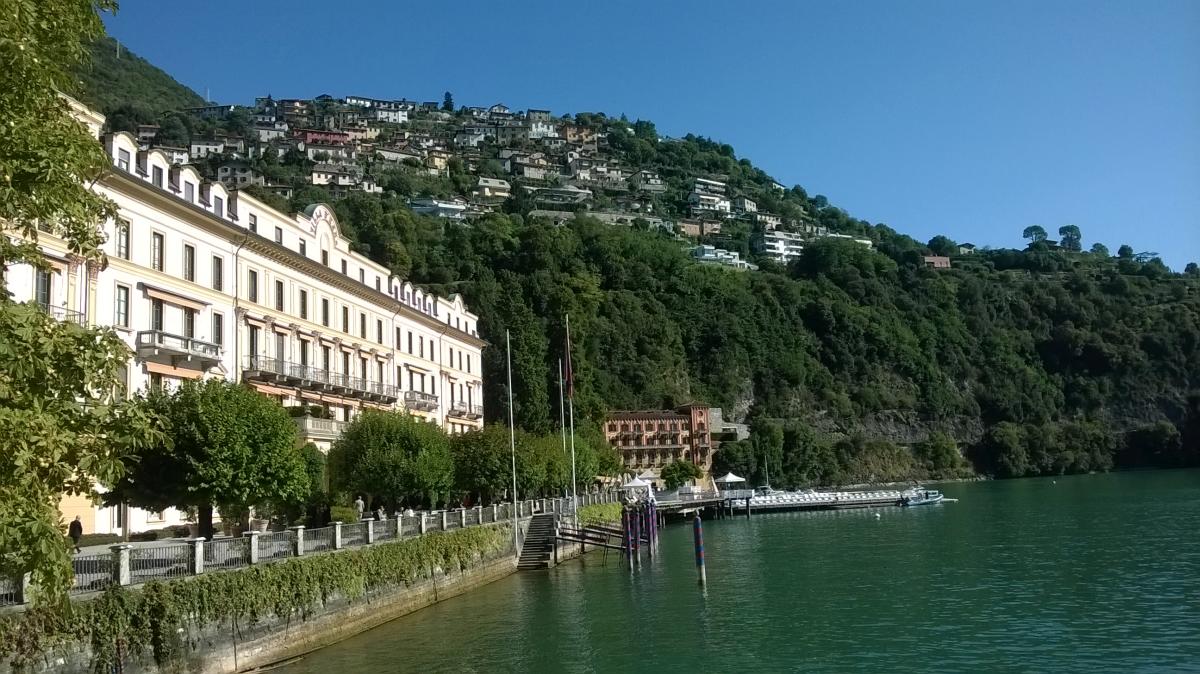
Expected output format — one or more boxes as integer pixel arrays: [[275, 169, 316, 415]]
[[75, 42, 1200, 486], [68, 36, 205, 114], [321, 196, 1200, 484]]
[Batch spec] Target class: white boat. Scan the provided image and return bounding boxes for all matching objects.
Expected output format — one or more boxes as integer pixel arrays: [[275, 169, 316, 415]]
[[900, 488, 944, 507]]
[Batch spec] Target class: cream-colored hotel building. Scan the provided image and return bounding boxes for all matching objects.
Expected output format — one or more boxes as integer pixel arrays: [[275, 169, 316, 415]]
[[4, 100, 485, 534]]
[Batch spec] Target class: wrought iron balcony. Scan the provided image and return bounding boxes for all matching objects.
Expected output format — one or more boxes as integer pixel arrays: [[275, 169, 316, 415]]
[[136, 330, 221, 369], [293, 416, 348, 441], [37, 302, 85, 325], [448, 401, 484, 419], [403, 390, 438, 411], [242, 356, 398, 403]]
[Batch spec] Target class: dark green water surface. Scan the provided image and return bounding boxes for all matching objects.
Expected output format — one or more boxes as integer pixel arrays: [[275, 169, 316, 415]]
[[277, 470, 1200, 673]]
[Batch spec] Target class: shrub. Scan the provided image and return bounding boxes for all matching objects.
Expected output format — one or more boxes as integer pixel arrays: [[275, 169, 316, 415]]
[[76, 533, 121, 548], [330, 505, 360, 523]]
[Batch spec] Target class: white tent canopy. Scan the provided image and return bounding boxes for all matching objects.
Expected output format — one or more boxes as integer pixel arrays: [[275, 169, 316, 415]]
[[621, 477, 651, 489], [715, 472, 746, 484]]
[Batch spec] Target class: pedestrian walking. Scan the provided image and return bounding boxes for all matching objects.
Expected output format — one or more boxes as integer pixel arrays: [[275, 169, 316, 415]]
[[68, 515, 83, 553], [354, 495, 365, 520]]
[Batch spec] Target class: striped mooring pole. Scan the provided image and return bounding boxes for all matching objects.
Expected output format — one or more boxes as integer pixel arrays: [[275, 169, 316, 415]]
[[693, 512, 706, 587]]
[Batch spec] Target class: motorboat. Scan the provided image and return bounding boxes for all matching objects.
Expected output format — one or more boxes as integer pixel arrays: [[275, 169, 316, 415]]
[[900, 488, 944, 507]]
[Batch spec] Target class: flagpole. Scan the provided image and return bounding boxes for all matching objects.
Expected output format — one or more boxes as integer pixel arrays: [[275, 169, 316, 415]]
[[559, 357, 569, 499], [566, 315, 578, 527], [507, 330, 519, 557]]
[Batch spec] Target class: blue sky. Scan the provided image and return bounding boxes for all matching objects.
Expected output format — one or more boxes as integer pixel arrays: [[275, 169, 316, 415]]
[[102, 0, 1199, 269]]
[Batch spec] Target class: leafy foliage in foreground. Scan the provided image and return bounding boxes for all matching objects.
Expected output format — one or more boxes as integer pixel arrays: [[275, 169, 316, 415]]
[[0, 525, 511, 671]]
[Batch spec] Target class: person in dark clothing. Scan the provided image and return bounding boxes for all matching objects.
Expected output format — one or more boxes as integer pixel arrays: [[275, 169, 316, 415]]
[[68, 516, 84, 553]]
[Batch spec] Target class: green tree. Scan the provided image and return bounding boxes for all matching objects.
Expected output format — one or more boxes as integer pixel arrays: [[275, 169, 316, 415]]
[[0, 0, 168, 605], [110, 380, 306, 539], [442, 91, 454, 112], [914, 432, 966, 478], [155, 114, 190, 147], [1117, 244, 1135, 259], [1185, 262, 1199, 277], [1090, 242, 1110, 257], [1022, 225, 1048, 243], [450, 424, 512, 503], [927, 235, 959, 257], [1058, 225, 1082, 252], [660, 460, 703, 490], [328, 410, 454, 509]]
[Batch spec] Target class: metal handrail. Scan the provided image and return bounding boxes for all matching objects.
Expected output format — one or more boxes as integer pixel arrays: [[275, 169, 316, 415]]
[[136, 329, 220, 357], [404, 390, 438, 409], [243, 356, 398, 399], [36, 301, 86, 325]]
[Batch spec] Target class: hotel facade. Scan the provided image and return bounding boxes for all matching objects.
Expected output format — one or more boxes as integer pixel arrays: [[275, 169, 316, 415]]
[[3, 101, 486, 534], [603, 405, 715, 488]]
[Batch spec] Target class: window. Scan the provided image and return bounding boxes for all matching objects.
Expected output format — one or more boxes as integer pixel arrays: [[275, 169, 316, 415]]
[[149, 372, 163, 391], [375, 276, 380, 291], [115, 284, 129, 327], [407, 332, 413, 354], [419, 335, 424, 359], [376, 319, 383, 344], [248, 269, 259, 302], [458, 351, 462, 370], [212, 312, 224, 346], [183, 244, 195, 281], [183, 308, 196, 339], [117, 148, 130, 170], [275, 332, 286, 361], [322, 346, 331, 372], [449, 347, 454, 367], [341, 307, 349, 332], [248, 214, 257, 233], [274, 226, 283, 244], [212, 256, 223, 291], [248, 326, 259, 357], [395, 327, 402, 347], [360, 357, 368, 381], [342, 352, 351, 376], [299, 340, 309, 366], [321, 298, 330, 326], [467, 354, 471, 373], [213, 196, 224, 217], [377, 361, 384, 384], [151, 298, 164, 331], [33, 269, 53, 307], [115, 220, 130, 259], [340, 260, 347, 274], [299, 240, 307, 256], [321, 250, 329, 265], [358, 268, 365, 283], [151, 232, 164, 271], [298, 289, 308, 319], [274, 280, 284, 311], [184, 182, 194, 202], [152, 165, 163, 187], [359, 313, 366, 338]]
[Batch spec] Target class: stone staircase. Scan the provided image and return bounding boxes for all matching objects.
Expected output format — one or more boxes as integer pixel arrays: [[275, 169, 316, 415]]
[[517, 513, 558, 570]]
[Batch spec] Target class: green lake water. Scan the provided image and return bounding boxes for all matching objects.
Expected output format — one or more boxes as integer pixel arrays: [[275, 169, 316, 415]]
[[277, 470, 1200, 673]]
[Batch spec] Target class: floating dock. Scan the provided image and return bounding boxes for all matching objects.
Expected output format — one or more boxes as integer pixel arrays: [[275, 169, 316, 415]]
[[722, 488, 913, 514]]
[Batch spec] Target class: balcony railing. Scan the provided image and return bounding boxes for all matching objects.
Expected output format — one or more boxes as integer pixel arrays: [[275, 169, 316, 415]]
[[37, 302, 85, 325], [404, 390, 438, 411], [448, 401, 484, 419], [136, 330, 221, 368], [243, 356, 398, 403], [293, 416, 348, 440]]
